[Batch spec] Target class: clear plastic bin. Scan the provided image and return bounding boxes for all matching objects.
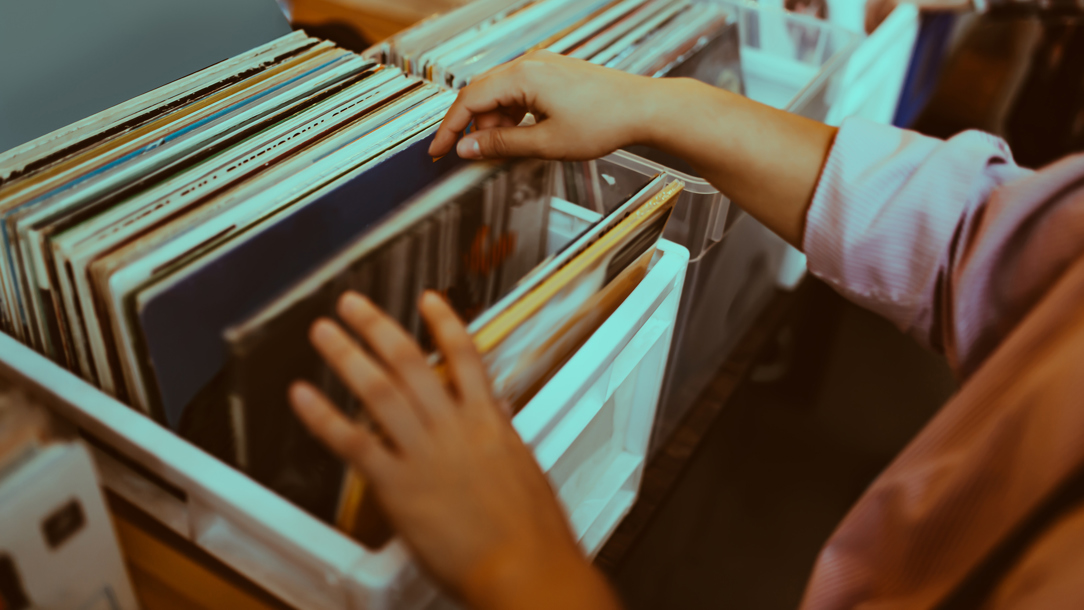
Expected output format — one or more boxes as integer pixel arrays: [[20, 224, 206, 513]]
[[727, 0, 918, 125], [622, 0, 862, 291], [651, 210, 786, 454], [0, 199, 689, 610], [569, 151, 787, 458], [740, 0, 920, 288], [728, 0, 863, 121], [819, 0, 922, 125], [584, 1, 918, 457]]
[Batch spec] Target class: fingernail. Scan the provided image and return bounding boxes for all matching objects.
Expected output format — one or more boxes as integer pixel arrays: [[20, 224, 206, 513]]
[[457, 138, 481, 159], [311, 318, 337, 344], [340, 291, 368, 316], [420, 291, 441, 307], [290, 382, 317, 413]]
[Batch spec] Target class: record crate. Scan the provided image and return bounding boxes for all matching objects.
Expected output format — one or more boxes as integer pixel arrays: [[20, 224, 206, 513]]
[[567, 152, 787, 458], [749, 0, 920, 289], [576, 0, 918, 457], [743, 0, 920, 127], [573, 0, 858, 457], [0, 198, 689, 610]]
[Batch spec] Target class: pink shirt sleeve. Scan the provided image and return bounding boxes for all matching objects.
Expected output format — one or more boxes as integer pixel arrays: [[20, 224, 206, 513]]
[[799, 122, 1084, 610], [803, 117, 1030, 377]]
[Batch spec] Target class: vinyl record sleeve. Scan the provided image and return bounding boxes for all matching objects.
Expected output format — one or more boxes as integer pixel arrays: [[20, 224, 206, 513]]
[[17, 51, 374, 391], [565, 0, 669, 61], [47, 72, 422, 400], [613, 3, 729, 74], [592, 0, 691, 67], [224, 160, 552, 527], [545, 0, 645, 55], [417, 0, 569, 82], [132, 112, 459, 428], [0, 42, 343, 228], [228, 162, 504, 339], [477, 180, 682, 406], [42, 63, 400, 395], [436, 0, 613, 87], [335, 177, 679, 544], [0, 32, 320, 349], [0, 43, 347, 351], [0, 31, 315, 186], [96, 85, 444, 414], [29, 55, 383, 381], [376, 0, 531, 69], [407, 0, 544, 78]]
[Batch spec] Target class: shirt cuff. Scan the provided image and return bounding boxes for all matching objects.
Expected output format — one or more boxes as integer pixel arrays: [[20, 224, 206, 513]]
[[801, 118, 956, 337]]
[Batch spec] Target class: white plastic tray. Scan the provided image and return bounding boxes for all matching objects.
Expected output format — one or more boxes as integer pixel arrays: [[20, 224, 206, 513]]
[[0, 199, 689, 610]]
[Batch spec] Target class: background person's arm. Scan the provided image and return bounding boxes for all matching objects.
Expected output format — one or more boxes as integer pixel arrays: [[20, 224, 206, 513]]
[[428, 51, 837, 249]]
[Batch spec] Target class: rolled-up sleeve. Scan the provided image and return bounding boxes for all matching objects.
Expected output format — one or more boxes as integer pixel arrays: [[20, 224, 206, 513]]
[[803, 118, 1031, 376], [799, 123, 1084, 610]]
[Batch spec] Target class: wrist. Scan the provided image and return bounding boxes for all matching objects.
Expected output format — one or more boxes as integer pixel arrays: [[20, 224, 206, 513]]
[[634, 76, 680, 150], [460, 542, 618, 610], [637, 77, 737, 154]]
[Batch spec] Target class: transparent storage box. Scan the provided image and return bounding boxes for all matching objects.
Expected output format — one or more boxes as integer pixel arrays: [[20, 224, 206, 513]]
[[724, 0, 918, 125], [567, 152, 787, 458], [563, 1, 866, 457], [0, 199, 689, 610], [819, 0, 921, 125], [736, 0, 919, 289], [729, 0, 863, 122]]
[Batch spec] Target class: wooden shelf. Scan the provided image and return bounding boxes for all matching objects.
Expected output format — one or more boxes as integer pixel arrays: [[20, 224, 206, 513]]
[[291, 0, 430, 44]]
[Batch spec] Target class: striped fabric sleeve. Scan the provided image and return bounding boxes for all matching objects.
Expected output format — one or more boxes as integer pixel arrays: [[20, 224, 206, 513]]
[[802, 117, 1028, 361]]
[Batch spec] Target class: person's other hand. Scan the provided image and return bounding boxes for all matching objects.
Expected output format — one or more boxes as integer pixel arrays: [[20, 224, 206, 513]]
[[428, 50, 659, 161], [289, 291, 620, 610]]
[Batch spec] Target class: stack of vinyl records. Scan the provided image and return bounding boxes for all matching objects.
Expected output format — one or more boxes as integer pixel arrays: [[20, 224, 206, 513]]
[[0, 31, 459, 428], [0, 29, 687, 545], [231, 169, 682, 544], [368, 0, 740, 87]]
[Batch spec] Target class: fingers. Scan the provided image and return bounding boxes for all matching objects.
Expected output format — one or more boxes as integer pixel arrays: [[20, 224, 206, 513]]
[[458, 123, 556, 160], [419, 291, 494, 413], [290, 381, 393, 475], [473, 110, 523, 132], [429, 68, 530, 158], [337, 292, 456, 421], [310, 318, 426, 451]]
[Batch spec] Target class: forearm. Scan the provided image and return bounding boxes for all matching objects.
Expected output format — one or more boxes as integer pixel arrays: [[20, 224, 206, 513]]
[[640, 77, 837, 249], [434, 55, 834, 249]]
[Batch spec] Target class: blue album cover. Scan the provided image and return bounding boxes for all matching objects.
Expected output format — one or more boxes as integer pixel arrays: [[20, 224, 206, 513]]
[[138, 134, 463, 428]]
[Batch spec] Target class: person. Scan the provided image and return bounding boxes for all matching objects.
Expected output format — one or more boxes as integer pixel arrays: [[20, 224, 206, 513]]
[[288, 52, 1084, 609]]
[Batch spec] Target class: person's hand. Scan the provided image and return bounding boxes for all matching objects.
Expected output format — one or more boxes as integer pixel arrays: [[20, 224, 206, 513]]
[[428, 50, 661, 161], [427, 42, 834, 252], [289, 291, 621, 610]]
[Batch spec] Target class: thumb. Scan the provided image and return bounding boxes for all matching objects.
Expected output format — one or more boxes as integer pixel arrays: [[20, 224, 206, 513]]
[[457, 124, 551, 160]]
